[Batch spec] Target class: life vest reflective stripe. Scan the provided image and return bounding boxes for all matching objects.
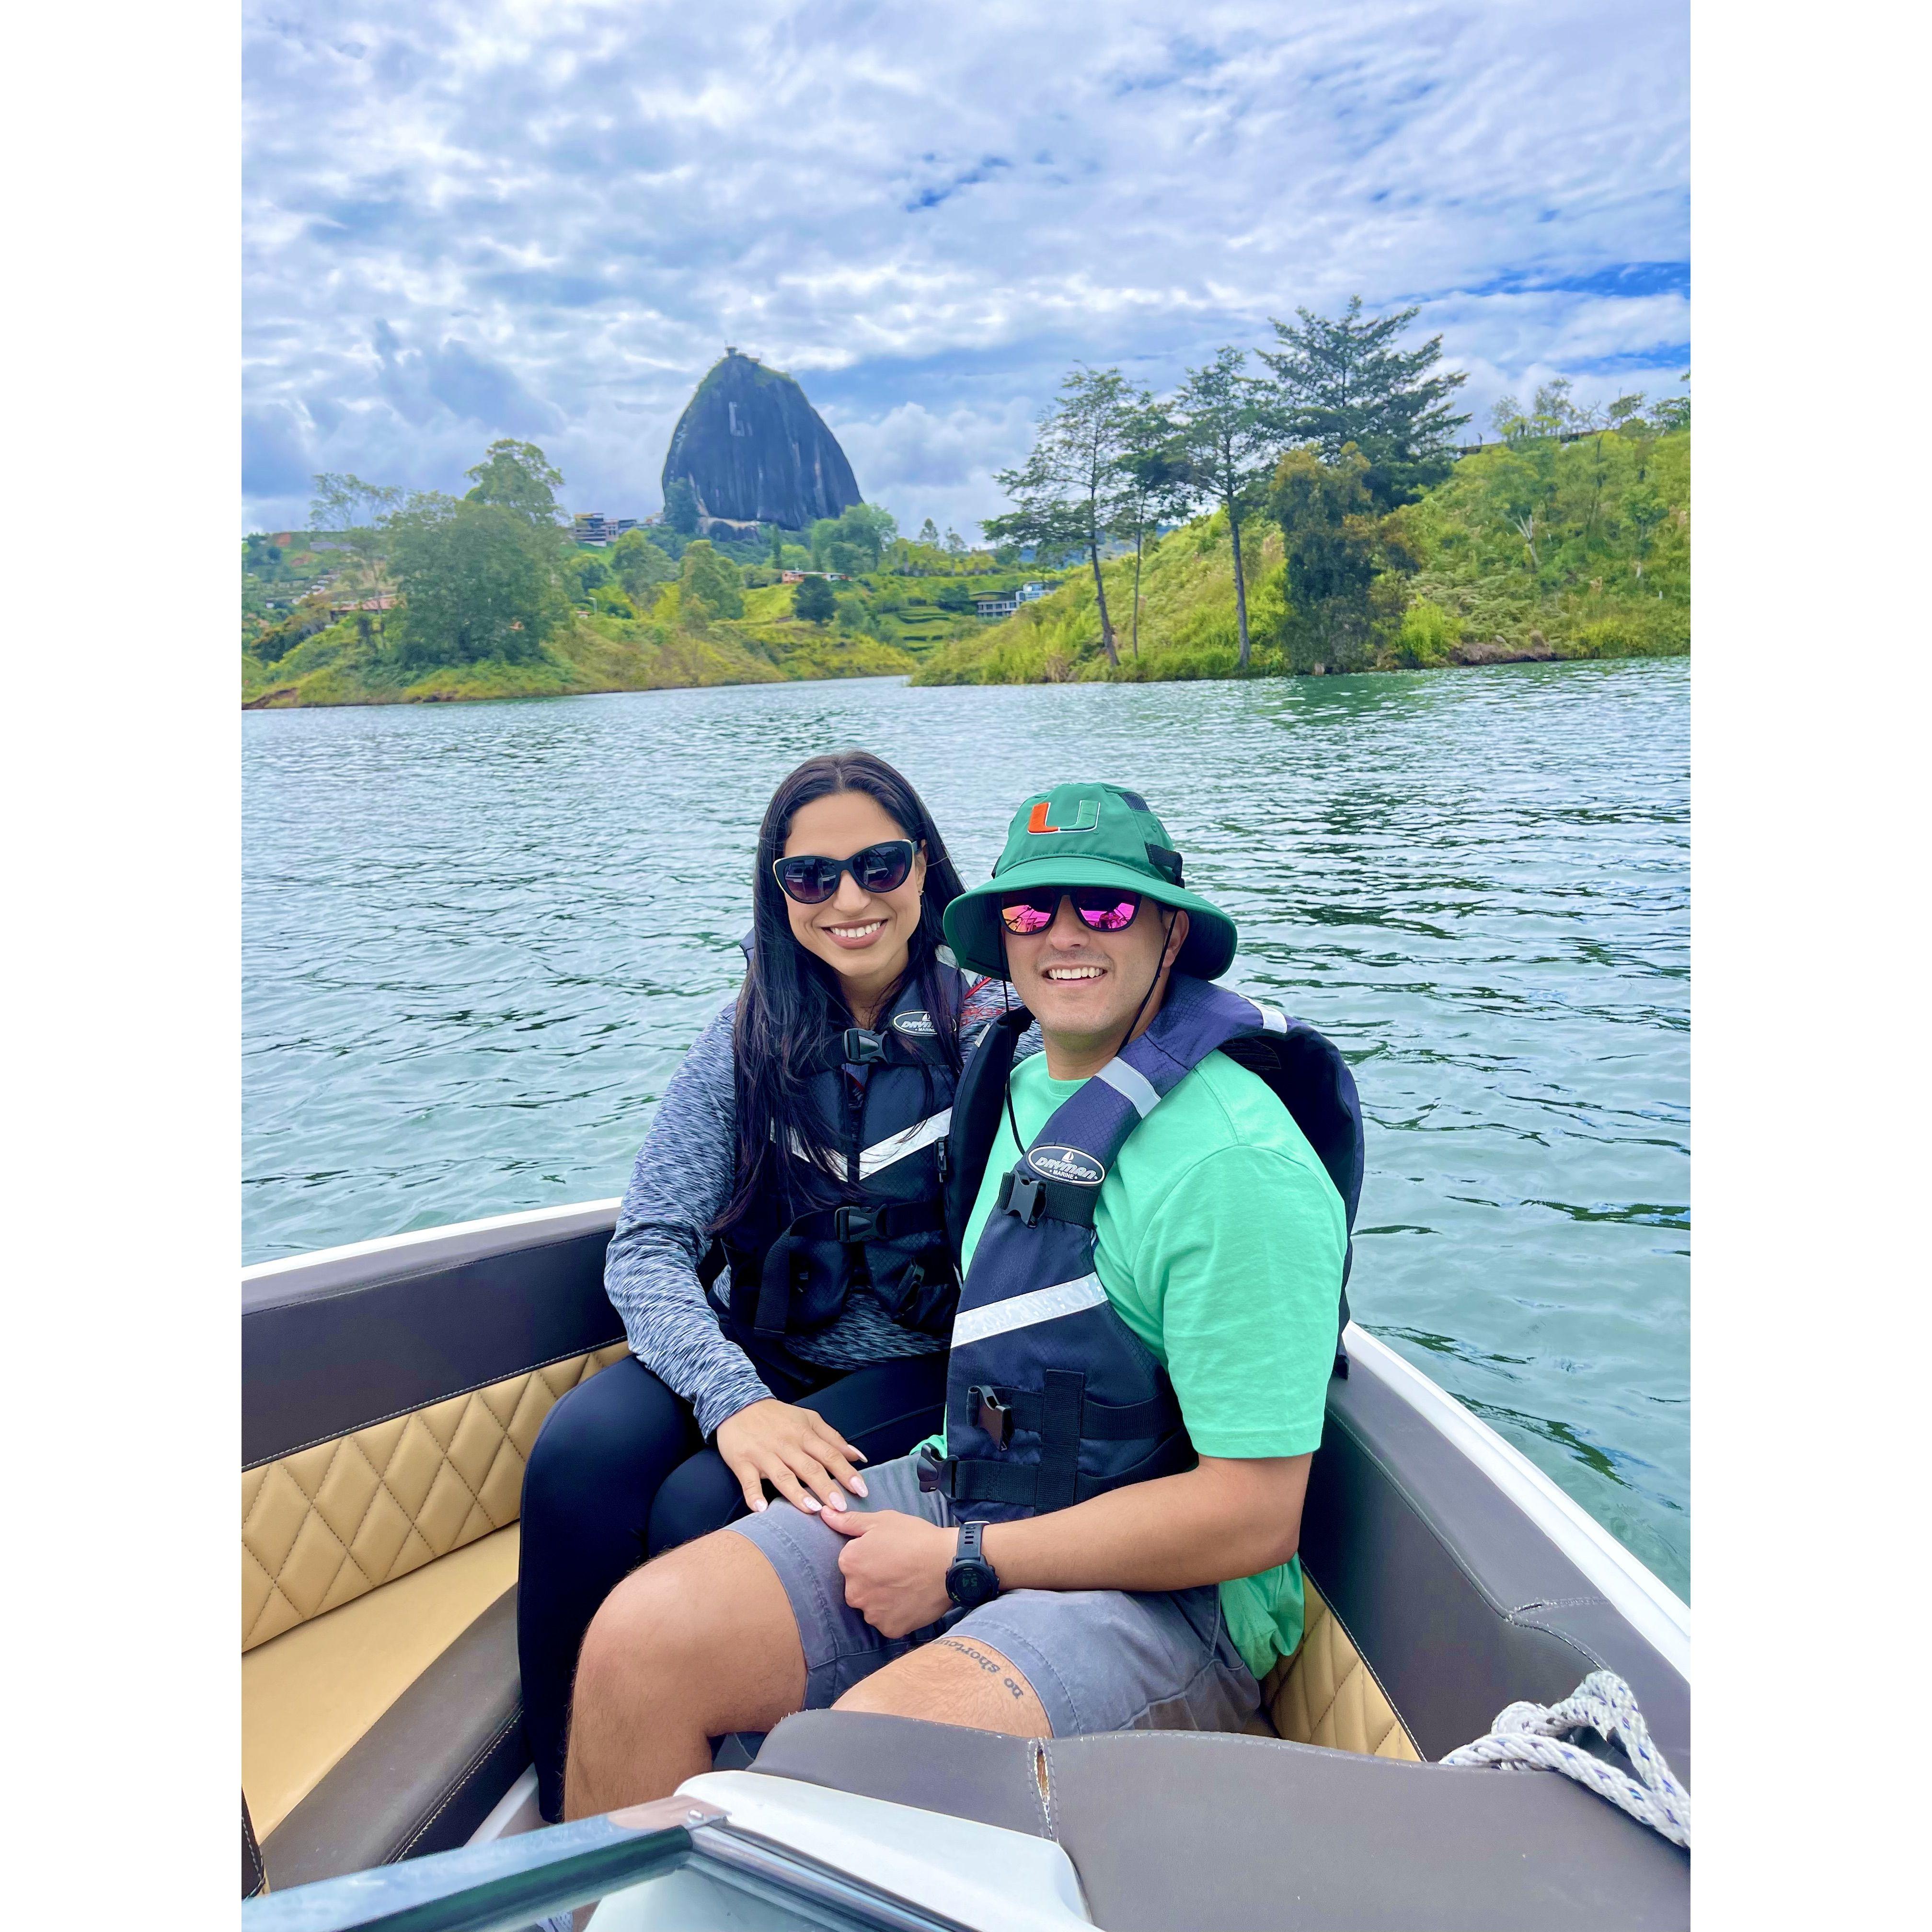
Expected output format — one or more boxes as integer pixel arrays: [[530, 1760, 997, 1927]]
[[783, 1106, 953, 1179], [950, 1272, 1106, 1348], [926, 974, 1363, 1523], [1093, 1056, 1160, 1117], [857, 1107, 953, 1179]]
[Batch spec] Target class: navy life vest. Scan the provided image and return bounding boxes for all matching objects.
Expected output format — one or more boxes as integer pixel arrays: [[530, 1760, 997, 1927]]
[[709, 967, 979, 1357], [920, 973, 1363, 1522]]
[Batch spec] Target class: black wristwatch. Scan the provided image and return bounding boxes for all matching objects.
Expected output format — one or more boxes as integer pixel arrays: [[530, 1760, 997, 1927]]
[[944, 1520, 1001, 1611]]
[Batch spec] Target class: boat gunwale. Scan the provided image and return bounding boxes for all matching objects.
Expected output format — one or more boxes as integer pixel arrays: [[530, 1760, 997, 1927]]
[[1342, 1323, 1690, 1681], [242, 1198, 623, 1312]]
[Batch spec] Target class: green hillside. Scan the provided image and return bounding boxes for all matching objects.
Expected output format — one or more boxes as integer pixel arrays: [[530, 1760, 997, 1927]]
[[915, 427, 1690, 687], [241, 607, 918, 708]]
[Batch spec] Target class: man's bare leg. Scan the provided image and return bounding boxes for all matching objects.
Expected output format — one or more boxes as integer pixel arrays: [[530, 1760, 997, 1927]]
[[564, 1529, 806, 1819], [833, 1633, 1050, 1737]]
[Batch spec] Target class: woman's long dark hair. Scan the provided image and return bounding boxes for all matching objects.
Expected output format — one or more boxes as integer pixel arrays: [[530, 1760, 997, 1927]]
[[713, 750, 968, 1233]]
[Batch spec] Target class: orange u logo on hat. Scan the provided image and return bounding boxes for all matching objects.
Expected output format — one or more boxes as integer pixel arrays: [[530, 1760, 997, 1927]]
[[1027, 797, 1100, 834]]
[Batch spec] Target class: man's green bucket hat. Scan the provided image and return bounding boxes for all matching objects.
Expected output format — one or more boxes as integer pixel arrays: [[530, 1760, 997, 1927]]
[[943, 782, 1238, 982]]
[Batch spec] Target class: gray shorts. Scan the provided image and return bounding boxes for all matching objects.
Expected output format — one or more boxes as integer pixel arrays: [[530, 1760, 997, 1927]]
[[722, 1452, 1261, 1739]]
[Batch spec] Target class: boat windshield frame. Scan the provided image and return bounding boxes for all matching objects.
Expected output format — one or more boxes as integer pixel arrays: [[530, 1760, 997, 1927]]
[[238, 1794, 978, 1932]]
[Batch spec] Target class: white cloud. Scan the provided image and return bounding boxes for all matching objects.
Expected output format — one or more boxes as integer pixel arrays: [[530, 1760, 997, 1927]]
[[242, 0, 1688, 530]]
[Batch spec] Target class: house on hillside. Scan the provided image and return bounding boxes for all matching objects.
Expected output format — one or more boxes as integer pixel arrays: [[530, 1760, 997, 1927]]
[[974, 590, 1020, 619], [572, 513, 639, 547]]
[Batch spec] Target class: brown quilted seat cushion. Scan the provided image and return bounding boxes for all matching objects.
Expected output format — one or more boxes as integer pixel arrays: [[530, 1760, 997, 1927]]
[[242, 1343, 627, 1651], [1257, 1573, 1420, 1760]]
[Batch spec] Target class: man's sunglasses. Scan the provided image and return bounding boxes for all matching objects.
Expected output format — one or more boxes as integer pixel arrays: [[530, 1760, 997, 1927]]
[[772, 840, 917, 906], [999, 888, 1143, 935]]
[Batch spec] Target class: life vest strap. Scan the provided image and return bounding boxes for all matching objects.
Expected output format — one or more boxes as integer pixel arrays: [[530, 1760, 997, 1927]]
[[918, 1448, 1093, 1511], [995, 1167, 1100, 1229], [745, 1197, 951, 1336], [967, 1381, 1180, 1446], [836, 1025, 933, 1068]]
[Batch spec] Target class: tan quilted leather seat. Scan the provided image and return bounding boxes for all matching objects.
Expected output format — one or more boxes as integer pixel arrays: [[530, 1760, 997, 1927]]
[[1256, 1573, 1420, 1761], [243, 1342, 627, 1651]]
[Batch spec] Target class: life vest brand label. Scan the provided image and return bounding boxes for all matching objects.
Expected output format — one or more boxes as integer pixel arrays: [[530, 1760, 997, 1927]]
[[1027, 1144, 1106, 1185], [892, 1010, 937, 1037]]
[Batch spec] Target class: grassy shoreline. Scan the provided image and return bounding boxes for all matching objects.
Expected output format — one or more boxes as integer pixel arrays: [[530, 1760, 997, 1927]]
[[241, 607, 915, 709]]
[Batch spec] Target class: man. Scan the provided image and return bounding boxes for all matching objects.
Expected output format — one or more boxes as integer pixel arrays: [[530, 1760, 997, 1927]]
[[564, 782, 1350, 1813]]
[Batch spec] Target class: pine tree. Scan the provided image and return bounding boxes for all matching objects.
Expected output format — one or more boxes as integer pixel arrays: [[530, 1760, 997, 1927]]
[[1111, 397, 1191, 660], [1172, 347, 1284, 670], [984, 366, 1136, 666], [1257, 298, 1469, 508]]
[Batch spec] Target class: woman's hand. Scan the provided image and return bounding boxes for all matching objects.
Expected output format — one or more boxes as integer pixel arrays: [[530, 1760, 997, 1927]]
[[714, 1399, 870, 1516]]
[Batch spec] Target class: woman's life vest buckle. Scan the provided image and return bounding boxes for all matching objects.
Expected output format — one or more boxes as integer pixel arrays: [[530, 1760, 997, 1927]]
[[832, 1204, 880, 1242], [842, 1028, 888, 1064]]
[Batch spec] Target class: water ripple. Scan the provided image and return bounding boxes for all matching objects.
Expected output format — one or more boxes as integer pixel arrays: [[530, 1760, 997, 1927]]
[[244, 660, 1689, 1593]]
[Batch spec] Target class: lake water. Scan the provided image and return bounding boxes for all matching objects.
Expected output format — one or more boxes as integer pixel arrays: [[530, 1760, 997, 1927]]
[[244, 662, 1689, 1594]]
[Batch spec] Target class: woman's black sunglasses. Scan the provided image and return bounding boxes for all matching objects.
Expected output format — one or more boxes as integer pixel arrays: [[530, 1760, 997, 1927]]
[[772, 840, 917, 906]]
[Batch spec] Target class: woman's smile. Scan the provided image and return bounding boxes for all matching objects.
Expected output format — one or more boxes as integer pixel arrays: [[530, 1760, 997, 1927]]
[[820, 915, 890, 948]]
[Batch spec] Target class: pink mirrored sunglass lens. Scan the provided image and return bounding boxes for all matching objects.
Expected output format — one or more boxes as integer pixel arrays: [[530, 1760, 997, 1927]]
[[999, 900, 1055, 933], [1081, 899, 1139, 931]]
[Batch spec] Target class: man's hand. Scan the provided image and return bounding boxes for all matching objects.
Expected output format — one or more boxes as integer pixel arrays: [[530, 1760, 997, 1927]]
[[824, 1509, 954, 1638], [714, 1399, 869, 1516]]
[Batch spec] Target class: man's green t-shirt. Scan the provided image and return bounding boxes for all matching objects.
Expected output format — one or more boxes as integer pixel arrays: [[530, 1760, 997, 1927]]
[[946, 1046, 1346, 1679]]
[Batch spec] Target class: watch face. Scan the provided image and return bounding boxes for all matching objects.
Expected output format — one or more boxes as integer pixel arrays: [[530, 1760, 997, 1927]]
[[947, 1561, 995, 1610]]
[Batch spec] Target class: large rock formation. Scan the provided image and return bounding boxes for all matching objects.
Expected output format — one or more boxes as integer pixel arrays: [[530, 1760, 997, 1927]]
[[661, 350, 862, 533]]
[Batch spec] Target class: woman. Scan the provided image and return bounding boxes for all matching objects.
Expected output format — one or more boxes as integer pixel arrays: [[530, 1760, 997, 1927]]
[[518, 750, 1014, 1822]]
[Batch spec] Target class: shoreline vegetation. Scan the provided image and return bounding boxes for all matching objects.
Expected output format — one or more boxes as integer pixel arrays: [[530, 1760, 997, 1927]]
[[243, 303, 1687, 709]]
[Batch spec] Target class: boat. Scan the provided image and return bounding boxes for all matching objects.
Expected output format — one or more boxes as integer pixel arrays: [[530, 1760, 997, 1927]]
[[242, 1199, 1690, 1929]]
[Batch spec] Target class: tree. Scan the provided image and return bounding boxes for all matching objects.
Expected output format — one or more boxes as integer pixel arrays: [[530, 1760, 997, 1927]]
[[309, 472, 402, 534], [794, 574, 837, 625], [663, 478, 700, 535], [1257, 298, 1470, 510], [1649, 371, 1691, 435], [810, 503, 897, 576], [610, 528, 675, 605], [917, 518, 941, 547], [572, 552, 613, 603], [1491, 379, 1595, 445], [841, 504, 898, 567], [1267, 445, 1419, 674], [1112, 397, 1191, 659], [677, 539, 745, 626], [983, 365, 1136, 666], [462, 440, 566, 529], [308, 472, 402, 630], [1172, 347, 1284, 669], [388, 497, 570, 667]]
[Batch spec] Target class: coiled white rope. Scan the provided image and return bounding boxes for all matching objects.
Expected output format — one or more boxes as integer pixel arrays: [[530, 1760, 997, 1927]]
[[1440, 1669, 1691, 1849]]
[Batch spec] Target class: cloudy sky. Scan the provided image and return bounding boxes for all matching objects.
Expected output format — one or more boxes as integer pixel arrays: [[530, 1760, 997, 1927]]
[[243, 0, 1688, 537]]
